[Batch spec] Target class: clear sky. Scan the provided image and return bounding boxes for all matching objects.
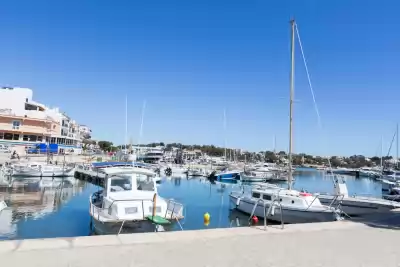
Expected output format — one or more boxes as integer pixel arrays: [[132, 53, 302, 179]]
[[0, 0, 399, 156]]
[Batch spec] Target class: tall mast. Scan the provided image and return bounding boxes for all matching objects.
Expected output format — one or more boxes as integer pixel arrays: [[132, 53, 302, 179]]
[[380, 135, 383, 169], [125, 95, 128, 152], [288, 20, 295, 190], [223, 108, 227, 160], [397, 123, 399, 169], [138, 100, 146, 154]]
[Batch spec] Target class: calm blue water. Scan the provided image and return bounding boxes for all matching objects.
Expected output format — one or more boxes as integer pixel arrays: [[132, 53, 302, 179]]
[[0, 169, 383, 240]]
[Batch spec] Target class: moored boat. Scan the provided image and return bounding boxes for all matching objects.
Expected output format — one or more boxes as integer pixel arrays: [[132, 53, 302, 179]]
[[89, 167, 184, 234]]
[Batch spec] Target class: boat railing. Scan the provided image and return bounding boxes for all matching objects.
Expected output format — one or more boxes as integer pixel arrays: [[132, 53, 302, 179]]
[[253, 183, 280, 190], [268, 189, 284, 229], [165, 199, 184, 220], [248, 189, 284, 230], [304, 194, 320, 211], [327, 194, 349, 219]]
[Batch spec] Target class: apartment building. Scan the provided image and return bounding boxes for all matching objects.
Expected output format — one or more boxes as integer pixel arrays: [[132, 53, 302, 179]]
[[0, 87, 91, 154]]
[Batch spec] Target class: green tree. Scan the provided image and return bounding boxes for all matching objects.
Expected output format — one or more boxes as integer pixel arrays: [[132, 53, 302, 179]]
[[98, 141, 113, 151], [265, 151, 278, 163]]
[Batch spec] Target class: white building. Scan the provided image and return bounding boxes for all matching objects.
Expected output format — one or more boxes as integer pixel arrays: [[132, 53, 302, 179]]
[[0, 86, 91, 154], [79, 124, 92, 140]]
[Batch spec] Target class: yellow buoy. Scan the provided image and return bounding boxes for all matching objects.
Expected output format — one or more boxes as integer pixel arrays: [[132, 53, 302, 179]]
[[203, 212, 210, 222]]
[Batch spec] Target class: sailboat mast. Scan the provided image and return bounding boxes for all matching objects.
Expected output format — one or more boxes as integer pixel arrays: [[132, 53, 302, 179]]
[[125, 95, 128, 152], [380, 135, 383, 169], [397, 123, 399, 169], [288, 20, 295, 190], [223, 108, 227, 160], [138, 100, 146, 154]]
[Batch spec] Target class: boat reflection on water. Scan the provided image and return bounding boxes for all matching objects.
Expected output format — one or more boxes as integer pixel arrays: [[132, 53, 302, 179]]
[[0, 175, 87, 239]]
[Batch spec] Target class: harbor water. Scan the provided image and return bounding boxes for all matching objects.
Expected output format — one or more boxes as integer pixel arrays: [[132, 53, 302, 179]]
[[0, 168, 383, 240]]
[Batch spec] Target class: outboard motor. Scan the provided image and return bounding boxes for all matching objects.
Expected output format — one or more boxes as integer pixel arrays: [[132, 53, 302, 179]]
[[207, 171, 217, 184], [165, 167, 172, 176]]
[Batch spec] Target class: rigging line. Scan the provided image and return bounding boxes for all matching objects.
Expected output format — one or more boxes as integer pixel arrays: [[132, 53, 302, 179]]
[[386, 130, 396, 158], [295, 23, 333, 171], [295, 23, 321, 128]]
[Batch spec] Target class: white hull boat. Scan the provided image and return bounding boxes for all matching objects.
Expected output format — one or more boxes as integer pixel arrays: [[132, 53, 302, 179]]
[[10, 162, 75, 177], [319, 195, 400, 216], [318, 177, 400, 216], [230, 184, 339, 224], [89, 167, 184, 235], [380, 179, 398, 191], [240, 171, 267, 182]]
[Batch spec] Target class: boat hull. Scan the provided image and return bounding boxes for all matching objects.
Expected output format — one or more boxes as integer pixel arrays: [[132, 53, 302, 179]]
[[11, 167, 75, 177], [318, 195, 399, 216], [229, 194, 337, 224], [240, 173, 266, 182], [91, 217, 166, 235]]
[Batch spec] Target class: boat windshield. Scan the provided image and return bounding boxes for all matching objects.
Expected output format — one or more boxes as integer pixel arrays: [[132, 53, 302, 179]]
[[137, 179, 155, 191], [110, 177, 132, 192]]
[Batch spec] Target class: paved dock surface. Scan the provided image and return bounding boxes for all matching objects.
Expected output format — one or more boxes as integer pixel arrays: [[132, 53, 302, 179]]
[[0, 221, 399, 267]]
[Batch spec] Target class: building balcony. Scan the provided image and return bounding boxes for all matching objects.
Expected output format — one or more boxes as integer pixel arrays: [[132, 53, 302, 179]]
[[0, 123, 55, 135]]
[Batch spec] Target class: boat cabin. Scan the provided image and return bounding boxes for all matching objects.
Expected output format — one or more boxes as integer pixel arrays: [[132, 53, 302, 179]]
[[250, 186, 324, 209], [97, 168, 164, 221]]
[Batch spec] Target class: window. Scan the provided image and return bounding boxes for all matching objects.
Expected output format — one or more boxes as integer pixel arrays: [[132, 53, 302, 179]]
[[0, 132, 3, 139], [29, 135, 37, 142], [110, 177, 132, 191], [252, 192, 261, 198], [263, 194, 272, 201], [37, 136, 43, 142], [50, 137, 56, 144], [13, 134, 19, 140], [12, 120, 21, 130], [4, 133, 12, 140], [23, 135, 29, 141]]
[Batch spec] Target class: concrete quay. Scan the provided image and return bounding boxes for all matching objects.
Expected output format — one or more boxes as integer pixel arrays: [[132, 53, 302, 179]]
[[0, 221, 399, 267]]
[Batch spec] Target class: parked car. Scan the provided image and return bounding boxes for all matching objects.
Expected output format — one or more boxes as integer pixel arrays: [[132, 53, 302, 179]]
[[0, 145, 11, 153]]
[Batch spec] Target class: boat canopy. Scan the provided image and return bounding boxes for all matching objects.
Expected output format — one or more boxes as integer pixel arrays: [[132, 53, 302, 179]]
[[92, 161, 147, 168]]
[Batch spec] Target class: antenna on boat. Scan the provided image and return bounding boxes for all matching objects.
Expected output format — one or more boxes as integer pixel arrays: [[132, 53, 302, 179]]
[[288, 19, 295, 190]]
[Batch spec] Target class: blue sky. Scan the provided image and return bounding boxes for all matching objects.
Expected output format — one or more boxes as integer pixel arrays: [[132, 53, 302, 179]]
[[0, 0, 399, 156]]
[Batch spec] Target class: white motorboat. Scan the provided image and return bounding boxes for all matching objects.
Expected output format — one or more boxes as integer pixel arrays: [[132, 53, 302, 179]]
[[210, 169, 241, 182], [380, 178, 399, 192], [9, 162, 75, 177], [240, 171, 267, 182], [89, 167, 184, 234], [230, 184, 339, 223], [187, 168, 207, 177], [318, 176, 400, 216]]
